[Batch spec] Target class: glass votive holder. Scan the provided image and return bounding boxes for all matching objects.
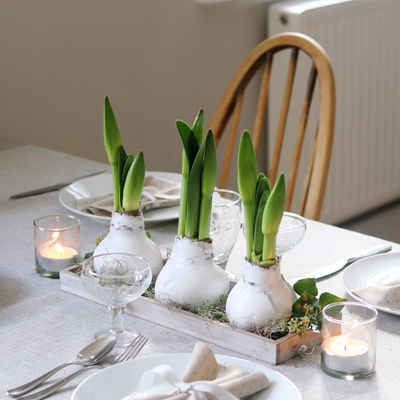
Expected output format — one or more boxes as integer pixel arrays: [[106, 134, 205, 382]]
[[321, 301, 378, 380], [34, 214, 80, 279], [209, 189, 241, 278]]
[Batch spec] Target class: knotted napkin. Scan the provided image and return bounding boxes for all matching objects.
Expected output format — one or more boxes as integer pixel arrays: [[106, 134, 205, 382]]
[[132, 342, 270, 400], [352, 278, 400, 311], [75, 175, 181, 216]]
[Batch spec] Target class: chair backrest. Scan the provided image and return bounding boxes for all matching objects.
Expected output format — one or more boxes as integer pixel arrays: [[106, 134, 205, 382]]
[[208, 32, 335, 221]]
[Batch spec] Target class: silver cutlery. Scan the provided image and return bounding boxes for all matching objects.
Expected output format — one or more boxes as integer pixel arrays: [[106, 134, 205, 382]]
[[9, 170, 109, 199], [7, 336, 117, 397], [13, 335, 148, 400], [292, 243, 392, 283]]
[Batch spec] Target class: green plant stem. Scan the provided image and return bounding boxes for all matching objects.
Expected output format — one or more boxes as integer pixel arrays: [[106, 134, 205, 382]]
[[253, 204, 265, 254], [262, 235, 277, 263], [111, 164, 120, 211], [178, 152, 189, 236], [243, 203, 254, 259], [198, 130, 217, 240], [237, 130, 257, 259], [198, 195, 212, 240], [185, 132, 207, 238], [103, 97, 123, 211]]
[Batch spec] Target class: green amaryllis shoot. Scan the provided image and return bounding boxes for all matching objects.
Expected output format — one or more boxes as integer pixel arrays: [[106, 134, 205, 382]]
[[103, 96, 145, 212], [104, 96, 123, 211], [252, 190, 269, 258], [237, 130, 258, 259], [119, 152, 134, 207], [176, 109, 203, 236], [96, 97, 163, 280], [198, 130, 217, 240], [176, 110, 217, 240], [227, 133, 292, 331], [122, 151, 145, 212], [226, 135, 292, 331], [154, 110, 228, 309], [237, 130, 286, 267], [261, 173, 285, 266]]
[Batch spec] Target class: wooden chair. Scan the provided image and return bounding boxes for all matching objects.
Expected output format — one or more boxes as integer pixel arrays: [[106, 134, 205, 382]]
[[208, 32, 335, 221]]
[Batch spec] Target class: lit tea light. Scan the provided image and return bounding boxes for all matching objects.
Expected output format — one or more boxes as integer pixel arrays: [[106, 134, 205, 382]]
[[321, 301, 377, 379], [322, 335, 369, 372], [34, 214, 80, 278], [40, 244, 78, 272]]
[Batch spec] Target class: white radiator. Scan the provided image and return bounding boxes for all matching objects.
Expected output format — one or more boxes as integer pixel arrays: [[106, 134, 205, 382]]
[[268, 0, 400, 224]]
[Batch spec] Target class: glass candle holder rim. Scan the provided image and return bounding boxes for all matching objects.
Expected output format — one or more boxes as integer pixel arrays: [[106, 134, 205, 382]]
[[82, 252, 151, 277], [214, 189, 241, 206], [322, 301, 378, 325], [279, 212, 306, 234], [33, 213, 80, 232]]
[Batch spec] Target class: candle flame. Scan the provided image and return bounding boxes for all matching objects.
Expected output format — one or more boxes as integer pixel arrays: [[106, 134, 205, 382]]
[[55, 244, 64, 255], [334, 335, 349, 346], [330, 335, 350, 355]]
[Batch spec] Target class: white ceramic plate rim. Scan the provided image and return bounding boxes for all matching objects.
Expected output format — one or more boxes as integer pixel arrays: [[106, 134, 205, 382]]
[[59, 171, 181, 225], [71, 353, 301, 400], [342, 251, 400, 316]]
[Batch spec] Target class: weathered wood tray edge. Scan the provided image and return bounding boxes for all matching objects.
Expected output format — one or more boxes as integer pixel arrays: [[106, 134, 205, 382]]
[[60, 265, 321, 365]]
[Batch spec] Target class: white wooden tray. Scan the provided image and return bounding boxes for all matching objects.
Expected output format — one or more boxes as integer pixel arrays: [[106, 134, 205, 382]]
[[60, 266, 321, 365]]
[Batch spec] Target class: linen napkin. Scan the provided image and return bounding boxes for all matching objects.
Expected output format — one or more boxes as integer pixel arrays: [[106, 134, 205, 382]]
[[352, 278, 400, 311], [75, 175, 181, 216], [132, 342, 270, 400]]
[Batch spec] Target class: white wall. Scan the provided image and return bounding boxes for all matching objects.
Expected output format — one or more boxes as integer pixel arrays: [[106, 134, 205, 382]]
[[0, 1, 270, 189]]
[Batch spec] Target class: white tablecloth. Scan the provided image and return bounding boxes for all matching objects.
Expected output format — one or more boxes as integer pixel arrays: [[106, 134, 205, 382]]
[[1, 143, 400, 399]]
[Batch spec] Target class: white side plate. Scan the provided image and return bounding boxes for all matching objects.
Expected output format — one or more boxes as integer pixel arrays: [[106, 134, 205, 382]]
[[59, 171, 181, 225], [342, 251, 400, 316], [72, 353, 301, 400]]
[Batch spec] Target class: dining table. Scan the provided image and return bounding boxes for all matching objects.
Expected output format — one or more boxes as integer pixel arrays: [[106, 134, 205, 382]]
[[1, 138, 399, 400]]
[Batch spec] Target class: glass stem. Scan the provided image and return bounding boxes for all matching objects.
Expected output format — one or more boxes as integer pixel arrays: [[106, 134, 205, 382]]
[[108, 306, 125, 334]]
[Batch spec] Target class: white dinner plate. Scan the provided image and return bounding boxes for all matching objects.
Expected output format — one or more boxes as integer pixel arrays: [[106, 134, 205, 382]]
[[72, 353, 301, 400], [342, 251, 400, 316], [59, 171, 181, 225]]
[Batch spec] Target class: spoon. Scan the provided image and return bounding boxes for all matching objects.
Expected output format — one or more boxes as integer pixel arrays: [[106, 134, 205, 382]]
[[6, 335, 117, 397]]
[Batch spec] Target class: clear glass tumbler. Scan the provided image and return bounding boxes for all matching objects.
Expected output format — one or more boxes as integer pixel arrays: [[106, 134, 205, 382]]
[[34, 214, 80, 279], [321, 301, 378, 380], [209, 189, 241, 276]]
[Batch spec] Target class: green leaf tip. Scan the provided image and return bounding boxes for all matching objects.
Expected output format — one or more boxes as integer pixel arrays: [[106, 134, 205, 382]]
[[103, 96, 123, 165], [201, 130, 217, 197], [237, 130, 257, 204], [262, 173, 286, 237], [191, 109, 204, 145]]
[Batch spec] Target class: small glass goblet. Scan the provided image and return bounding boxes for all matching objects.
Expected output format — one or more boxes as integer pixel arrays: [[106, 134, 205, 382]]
[[276, 212, 306, 257], [81, 253, 152, 347], [209, 189, 241, 280], [241, 211, 306, 261]]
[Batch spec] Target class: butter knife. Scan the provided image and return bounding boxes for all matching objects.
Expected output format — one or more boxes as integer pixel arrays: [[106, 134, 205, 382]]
[[9, 170, 109, 199], [292, 243, 392, 283]]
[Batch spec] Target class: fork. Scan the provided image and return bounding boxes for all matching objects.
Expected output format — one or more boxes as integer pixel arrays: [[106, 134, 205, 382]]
[[14, 335, 148, 400]]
